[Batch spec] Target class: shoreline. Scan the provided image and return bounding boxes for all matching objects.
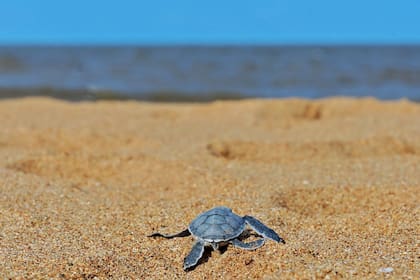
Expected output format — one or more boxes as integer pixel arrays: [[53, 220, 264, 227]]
[[0, 87, 419, 103]]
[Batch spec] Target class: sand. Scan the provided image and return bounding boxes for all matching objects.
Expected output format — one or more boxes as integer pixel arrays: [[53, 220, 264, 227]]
[[0, 97, 419, 279]]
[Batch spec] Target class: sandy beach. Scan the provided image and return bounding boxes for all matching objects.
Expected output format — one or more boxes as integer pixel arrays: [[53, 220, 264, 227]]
[[0, 97, 419, 279]]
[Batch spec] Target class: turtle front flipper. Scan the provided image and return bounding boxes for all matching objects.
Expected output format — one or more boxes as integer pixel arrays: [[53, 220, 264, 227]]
[[231, 238, 265, 250], [183, 240, 205, 270], [148, 229, 191, 239], [243, 215, 285, 244]]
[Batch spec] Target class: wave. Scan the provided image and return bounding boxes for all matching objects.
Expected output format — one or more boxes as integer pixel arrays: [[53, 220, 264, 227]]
[[0, 87, 250, 102]]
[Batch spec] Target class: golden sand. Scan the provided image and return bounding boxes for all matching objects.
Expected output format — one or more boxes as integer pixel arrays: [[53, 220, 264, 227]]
[[0, 97, 419, 279]]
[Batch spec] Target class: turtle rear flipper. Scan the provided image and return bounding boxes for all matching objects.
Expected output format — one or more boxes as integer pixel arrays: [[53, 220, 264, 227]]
[[231, 238, 265, 250], [183, 241, 205, 271]]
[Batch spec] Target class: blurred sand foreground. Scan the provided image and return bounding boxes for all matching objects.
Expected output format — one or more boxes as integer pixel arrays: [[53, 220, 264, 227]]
[[0, 97, 419, 279]]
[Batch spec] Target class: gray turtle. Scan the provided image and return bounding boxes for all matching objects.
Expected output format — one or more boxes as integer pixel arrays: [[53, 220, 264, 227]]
[[148, 206, 285, 270]]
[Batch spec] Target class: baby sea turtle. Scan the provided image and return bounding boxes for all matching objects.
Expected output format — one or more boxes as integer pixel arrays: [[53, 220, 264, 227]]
[[148, 206, 285, 270]]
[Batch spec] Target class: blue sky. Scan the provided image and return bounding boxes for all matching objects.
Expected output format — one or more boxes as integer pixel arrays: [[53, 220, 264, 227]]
[[0, 0, 419, 44]]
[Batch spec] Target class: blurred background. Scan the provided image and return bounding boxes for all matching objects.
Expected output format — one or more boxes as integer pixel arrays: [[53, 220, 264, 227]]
[[0, 0, 419, 102]]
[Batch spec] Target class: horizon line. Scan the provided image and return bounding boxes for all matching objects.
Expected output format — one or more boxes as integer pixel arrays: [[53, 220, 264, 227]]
[[1, 41, 420, 47]]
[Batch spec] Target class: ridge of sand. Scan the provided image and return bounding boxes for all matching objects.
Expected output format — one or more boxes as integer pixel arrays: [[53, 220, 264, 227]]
[[0, 97, 419, 279]]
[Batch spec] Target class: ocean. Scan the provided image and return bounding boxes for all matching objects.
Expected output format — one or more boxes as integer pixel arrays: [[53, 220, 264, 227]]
[[0, 46, 419, 101]]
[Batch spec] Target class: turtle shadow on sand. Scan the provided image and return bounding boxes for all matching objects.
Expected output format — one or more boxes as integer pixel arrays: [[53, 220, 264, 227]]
[[148, 206, 285, 271]]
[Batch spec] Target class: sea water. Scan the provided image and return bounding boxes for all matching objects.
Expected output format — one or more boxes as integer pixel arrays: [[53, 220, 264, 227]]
[[0, 46, 419, 101]]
